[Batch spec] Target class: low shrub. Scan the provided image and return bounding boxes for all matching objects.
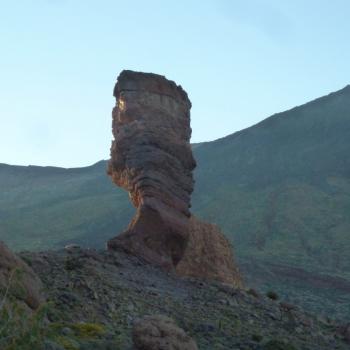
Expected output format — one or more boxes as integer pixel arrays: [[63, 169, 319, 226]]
[[266, 290, 279, 301]]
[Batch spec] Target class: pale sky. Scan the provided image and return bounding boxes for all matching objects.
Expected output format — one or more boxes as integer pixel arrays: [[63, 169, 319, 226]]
[[1, 0, 349, 167]]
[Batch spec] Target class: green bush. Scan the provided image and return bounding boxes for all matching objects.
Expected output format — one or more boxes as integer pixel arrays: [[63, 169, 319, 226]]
[[71, 322, 106, 338], [266, 291, 279, 301], [252, 333, 263, 342]]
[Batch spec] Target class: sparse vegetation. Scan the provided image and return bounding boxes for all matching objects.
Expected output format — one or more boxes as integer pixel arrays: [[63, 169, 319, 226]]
[[263, 339, 297, 350], [71, 322, 106, 338], [0, 271, 49, 350], [4, 248, 344, 350], [0, 270, 111, 350]]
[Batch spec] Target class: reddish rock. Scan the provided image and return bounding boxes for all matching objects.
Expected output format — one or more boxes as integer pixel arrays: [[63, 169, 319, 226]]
[[132, 315, 198, 350], [176, 216, 241, 286], [107, 70, 241, 286]]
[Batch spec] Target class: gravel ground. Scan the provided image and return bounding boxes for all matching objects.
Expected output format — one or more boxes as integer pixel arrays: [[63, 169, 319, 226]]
[[20, 248, 350, 350]]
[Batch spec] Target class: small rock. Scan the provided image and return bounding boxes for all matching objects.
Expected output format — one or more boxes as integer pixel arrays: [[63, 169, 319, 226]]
[[279, 302, 297, 312], [246, 288, 260, 299], [61, 327, 74, 336], [337, 323, 350, 343], [58, 291, 78, 305], [228, 298, 238, 307], [64, 244, 81, 252], [298, 315, 313, 327], [295, 326, 303, 334], [132, 315, 198, 350], [196, 323, 215, 333], [43, 340, 65, 350], [316, 315, 328, 325], [127, 303, 135, 311], [127, 315, 134, 325], [345, 325, 350, 343], [268, 312, 279, 320], [80, 340, 117, 350]]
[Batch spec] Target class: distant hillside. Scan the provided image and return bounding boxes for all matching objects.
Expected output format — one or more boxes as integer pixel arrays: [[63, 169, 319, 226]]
[[0, 161, 133, 250], [1, 85, 350, 319]]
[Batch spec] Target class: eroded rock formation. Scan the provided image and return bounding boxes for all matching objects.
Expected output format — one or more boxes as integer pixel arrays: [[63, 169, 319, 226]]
[[107, 70, 241, 286], [176, 216, 241, 286]]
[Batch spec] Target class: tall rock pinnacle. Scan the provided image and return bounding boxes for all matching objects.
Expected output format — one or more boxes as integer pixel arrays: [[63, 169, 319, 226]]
[[107, 70, 196, 267], [108, 70, 241, 286]]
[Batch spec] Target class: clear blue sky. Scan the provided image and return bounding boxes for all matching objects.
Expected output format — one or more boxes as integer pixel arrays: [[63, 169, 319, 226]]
[[1, 0, 349, 167]]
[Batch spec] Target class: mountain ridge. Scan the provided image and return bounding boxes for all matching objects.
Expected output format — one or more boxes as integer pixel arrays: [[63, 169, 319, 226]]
[[2, 84, 350, 170]]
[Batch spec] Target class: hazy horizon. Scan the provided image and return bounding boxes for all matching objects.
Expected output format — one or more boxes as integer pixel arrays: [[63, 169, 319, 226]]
[[1, 0, 350, 167]]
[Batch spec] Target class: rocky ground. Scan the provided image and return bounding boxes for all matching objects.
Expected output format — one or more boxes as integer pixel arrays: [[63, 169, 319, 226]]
[[17, 247, 350, 350]]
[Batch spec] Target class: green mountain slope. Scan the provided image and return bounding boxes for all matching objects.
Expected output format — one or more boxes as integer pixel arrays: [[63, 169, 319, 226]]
[[194, 86, 350, 268], [191, 86, 350, 318], [0, 161, 133, 250], [1, 85, 350, 318]]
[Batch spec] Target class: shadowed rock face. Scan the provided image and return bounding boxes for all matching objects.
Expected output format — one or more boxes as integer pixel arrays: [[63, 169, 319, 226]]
[[108, 70, 241, 286], [176, 217, 241, 286]]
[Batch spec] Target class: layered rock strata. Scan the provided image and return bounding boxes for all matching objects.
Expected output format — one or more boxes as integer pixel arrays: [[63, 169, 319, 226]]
[[107, 70, 241, 286]]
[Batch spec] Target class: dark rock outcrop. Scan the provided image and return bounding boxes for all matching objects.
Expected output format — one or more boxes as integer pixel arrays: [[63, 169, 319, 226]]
[[337, 323, 350, 344], [107, 70, 241, 286], [0, 241, 44, 309]]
